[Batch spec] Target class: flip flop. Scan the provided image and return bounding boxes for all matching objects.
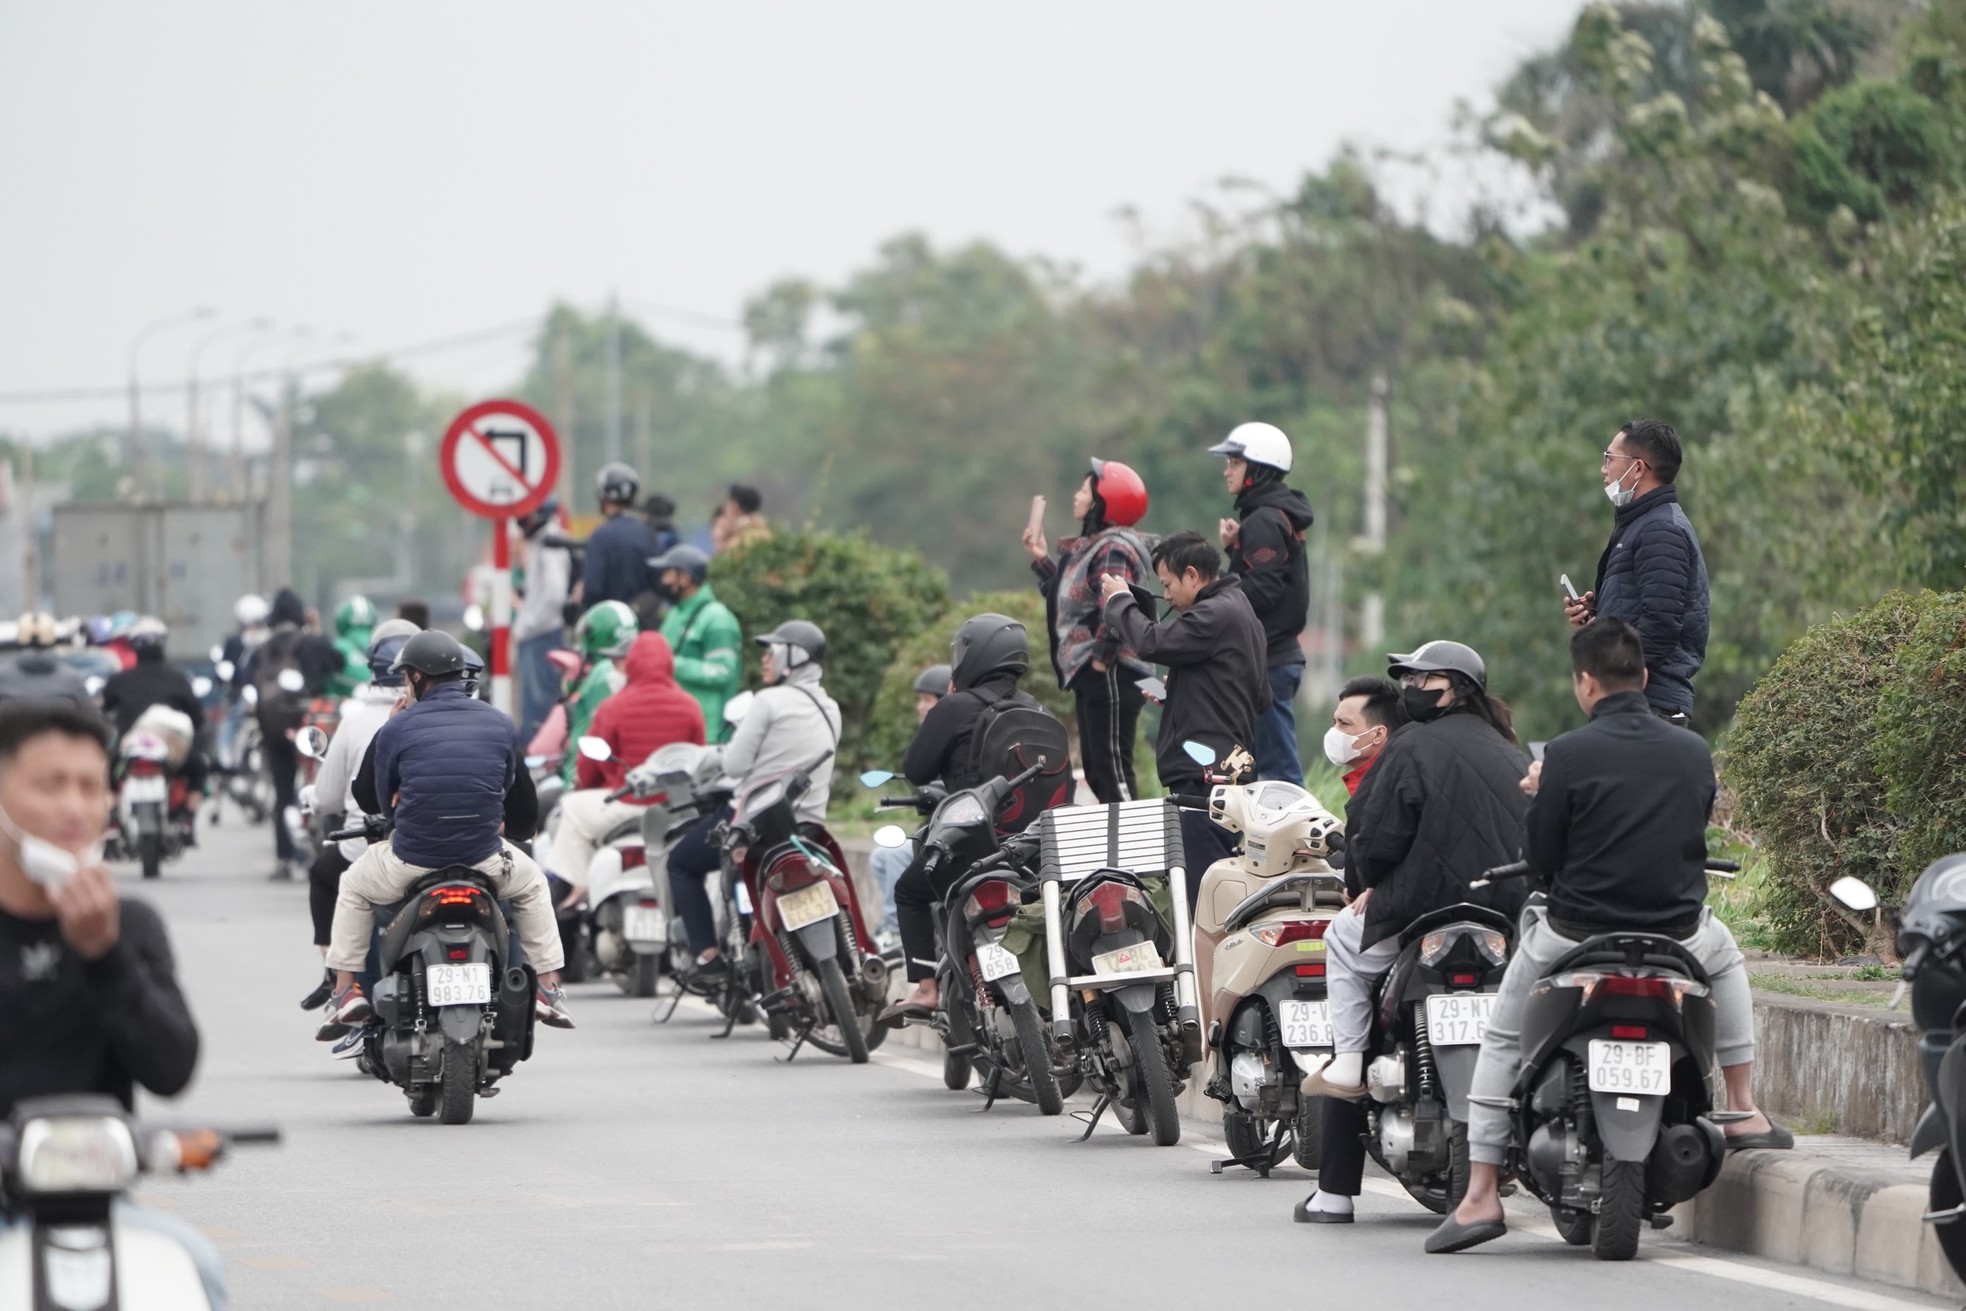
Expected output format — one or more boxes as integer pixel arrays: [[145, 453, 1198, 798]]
[[1424, 1215, 1507, 1254], [877, 999, 934, 1028], [1726, 1121, 1795, 1151], [1298, 1055, 1368, 1100], [1294, 1193, 1356, 1225]]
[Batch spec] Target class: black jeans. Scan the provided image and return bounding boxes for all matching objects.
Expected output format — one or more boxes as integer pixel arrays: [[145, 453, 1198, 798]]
[[666, 805, 732, 953], [261, 728, 300, 861], [308, 842, 351, 947], [893, 850, 966, 983], [1176, 805, 1236, 907], [1317, 1097, 1371, 1195], [1071, 664, 1145, 804]]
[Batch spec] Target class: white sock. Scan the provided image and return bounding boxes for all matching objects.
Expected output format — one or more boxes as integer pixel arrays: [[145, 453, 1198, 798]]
[[1324, 1052, 1363, 1087], [1306, 1189, 1354, 1215]]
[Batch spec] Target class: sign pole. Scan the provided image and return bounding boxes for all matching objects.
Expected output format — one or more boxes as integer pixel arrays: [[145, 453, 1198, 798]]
[[491, 521, 514, 718]]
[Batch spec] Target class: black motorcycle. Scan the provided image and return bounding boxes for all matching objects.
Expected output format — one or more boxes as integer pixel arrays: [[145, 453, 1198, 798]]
[[1473, 856, 1746, 1260], [327, 818, 538, 1125]]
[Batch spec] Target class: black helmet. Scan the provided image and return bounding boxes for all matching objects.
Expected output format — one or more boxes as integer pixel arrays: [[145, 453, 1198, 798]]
[[391, 630, 471, 678], [649, 544, 710, 585], [950, 613, 1029, 691], [516, 496, 559, 538], [1387, 640, 1487, 691], [755, 619, 826, 668], [596, 462, 640, 507], [913, 664, 952, 698]]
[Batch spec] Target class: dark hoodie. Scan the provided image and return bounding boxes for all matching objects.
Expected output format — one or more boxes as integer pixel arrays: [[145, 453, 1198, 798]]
[[243, 588, 342, 728], [576, 632, 707, 801], [1231, 476, 1314, 668]]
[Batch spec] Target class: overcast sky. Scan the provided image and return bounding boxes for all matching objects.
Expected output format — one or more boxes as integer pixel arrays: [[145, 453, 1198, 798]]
[[0, 1, 1584, 444]]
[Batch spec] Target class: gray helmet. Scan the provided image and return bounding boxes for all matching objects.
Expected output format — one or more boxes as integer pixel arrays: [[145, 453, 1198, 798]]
[[391, 629, 470, 678], [913, 664, 952, 698], [950, 613, 1029, 691], [755, 619, 826, 666], [366, 619, 421, 687], [649, 543, 710, 585], [596, 462, 640, 507], [1387, 640, 1487, 691]]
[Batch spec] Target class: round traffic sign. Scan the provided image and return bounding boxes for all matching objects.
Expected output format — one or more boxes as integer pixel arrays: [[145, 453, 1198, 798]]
[[439, 399, 562, 520]]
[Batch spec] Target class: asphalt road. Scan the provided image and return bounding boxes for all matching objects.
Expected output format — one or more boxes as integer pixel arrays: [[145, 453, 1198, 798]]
[[118, 817, 1946, 1311]]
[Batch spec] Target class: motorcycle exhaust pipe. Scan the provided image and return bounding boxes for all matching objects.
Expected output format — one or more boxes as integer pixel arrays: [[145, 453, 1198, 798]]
[[1646, 1122, 1720, 1205], [502, 967, 529, 994], [859, 954, 888, 990]]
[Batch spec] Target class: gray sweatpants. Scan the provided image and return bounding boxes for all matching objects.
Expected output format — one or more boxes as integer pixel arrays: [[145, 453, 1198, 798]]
[[1465, 906, 1753, 1167], [1325, 902, 1401, 1054]]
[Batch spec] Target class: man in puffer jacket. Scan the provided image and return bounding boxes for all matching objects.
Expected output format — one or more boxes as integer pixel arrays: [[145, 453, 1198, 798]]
[[550, 632, 706, 901], [1565, 417, 1709, 723]]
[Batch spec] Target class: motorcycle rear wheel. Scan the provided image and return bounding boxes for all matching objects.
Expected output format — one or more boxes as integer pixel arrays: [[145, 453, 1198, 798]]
[[1222, 1108, 1271, 1166], [1011, 998, 1064, 1116], [138, 832, 164, 881], [1551, 1205, 1593, 1245], [817, 958, 870, 1064], [1124, 1008, 1181, 1146], [438, 1044, 478, 1125], [1591, 1158, 1645, 1260], [1293, 1096, 1325, 1171], [623, 953, 660, 998]]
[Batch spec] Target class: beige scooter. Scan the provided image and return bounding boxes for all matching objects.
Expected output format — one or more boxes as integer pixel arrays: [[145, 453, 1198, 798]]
[[1190, 746, 1347, 1176]]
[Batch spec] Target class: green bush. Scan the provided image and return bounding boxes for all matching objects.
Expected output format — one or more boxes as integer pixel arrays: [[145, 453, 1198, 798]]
[[709, 530, 950, 770], [1725, 590, 1962, 956], [1792, 81, 1949, 221]]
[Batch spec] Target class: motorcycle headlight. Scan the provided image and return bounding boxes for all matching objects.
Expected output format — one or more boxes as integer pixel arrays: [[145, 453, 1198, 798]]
[[16, 1115, 139, 1196]]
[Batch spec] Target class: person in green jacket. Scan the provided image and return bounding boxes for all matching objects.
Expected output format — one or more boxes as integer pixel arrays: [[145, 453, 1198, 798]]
[[328, 595, 378, 698], [650, 546, 743, 740], [562, 600, 638, 784]]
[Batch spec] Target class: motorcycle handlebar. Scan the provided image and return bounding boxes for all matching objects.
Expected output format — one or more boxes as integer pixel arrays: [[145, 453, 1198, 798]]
[[1903, 941, 1933, 981], [878, 797, 923, 810], [1470, 859, 1530, 888], [1166, 794, 1212, 811]]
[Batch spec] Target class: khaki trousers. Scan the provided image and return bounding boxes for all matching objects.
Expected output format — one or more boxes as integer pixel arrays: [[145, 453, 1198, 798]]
[[325, 838, 565, 974]]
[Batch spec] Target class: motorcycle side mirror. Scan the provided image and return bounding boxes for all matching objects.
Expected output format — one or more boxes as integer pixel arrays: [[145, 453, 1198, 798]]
[[215, 660, 235, 681], [463, 604, 486, 632], [723, 690, 756, 725], [209, 644, 224, 663], [859, 770, 896, 788], [277, 669, 306, 694], [191, 676, 214, 697], [577, 736, 613, 762], [1829, 876, 1879, 913], [872, 824, 910, 849], [294, 726, 329, 760], [1183, 740, 1217, 767], [242, 684, 259, 706], [523, 755, 546, 771]]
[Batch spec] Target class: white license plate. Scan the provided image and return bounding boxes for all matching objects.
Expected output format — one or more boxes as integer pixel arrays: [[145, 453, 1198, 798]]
[[1587, 1039, 1672, 1095], [426, 962, 492, 1007], [974, 941, 1021, 981], [1091, 942, 1163, 975], [734, 881, 754, 915], [1278, 999, 1333, 1049], [123, 776, 167, 804], [622, 905, 664, 943], [776, 881, 839, 932], [1426, 992, 1497, 1047]]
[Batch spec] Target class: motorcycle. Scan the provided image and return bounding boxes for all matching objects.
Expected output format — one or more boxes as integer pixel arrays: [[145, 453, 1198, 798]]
[[1830, 863, 1966, 1283], [1033, 795, 1204, 1146], [1186, 745, 1349, 1175], [0, 1095, 277, 1310], [1471, 854, 1747, 1259], [107, 727, 195, 881], [706, 753, 888, 1063], [322, 815, 539, 1124], [866, 759, 1080, 1114], [209, 652, 271, 826]]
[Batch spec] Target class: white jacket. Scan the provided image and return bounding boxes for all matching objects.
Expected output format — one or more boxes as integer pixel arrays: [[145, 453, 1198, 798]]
[[722, 664, 841, 823], [316, 684, 399, 860]]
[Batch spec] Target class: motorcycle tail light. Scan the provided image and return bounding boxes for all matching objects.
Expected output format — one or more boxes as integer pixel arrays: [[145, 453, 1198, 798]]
[[129, 761, 162, 777], [1547, 971, 1708, 1007], [1080, 881, 1145, 933], [1252, 919, 1328, 949], [421, 887, 483, 917], [620, 846, 647, 870], [1475, 930, 1509, 964], [1421, 927, 1510, 967], [447, 947, 469, 961], [1294, 963, 1325, 977], [1611, 1024, 1648, 1040], [638, 898, 660, 910], [964, 878, 1016, 928], [1450, 972, 1478, 986]]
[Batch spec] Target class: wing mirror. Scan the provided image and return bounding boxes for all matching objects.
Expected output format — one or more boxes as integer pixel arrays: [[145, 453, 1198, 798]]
[[859, 770, 896, 789], [577, 736, 613, 762], [276, 669, 306, 694], [295, 726, 330, 760], [872, 824, 910, 850], [191, 676, 214, 698], [1829, 876, 1879, 913], [1183, 740, 1217, 767]]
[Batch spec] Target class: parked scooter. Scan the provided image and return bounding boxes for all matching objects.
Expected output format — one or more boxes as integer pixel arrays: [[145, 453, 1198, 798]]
[[1469, 854, 1748, 1258], [867, 759, 1079, 1114], [1187, 744, 1349, 1174], [0, 1095, 277, 1310]]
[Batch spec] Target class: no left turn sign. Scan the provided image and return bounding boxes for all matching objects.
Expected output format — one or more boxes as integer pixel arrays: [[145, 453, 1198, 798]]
[[440, 399, 562, 520]]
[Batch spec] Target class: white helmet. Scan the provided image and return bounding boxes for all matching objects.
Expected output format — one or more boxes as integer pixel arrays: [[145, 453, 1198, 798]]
[[1207, 421, 1293, 473], [234, 594, 270, 627]]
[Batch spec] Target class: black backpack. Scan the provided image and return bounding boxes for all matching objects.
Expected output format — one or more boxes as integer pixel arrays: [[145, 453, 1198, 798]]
[[966, 690, 1073, 837], [252, 629, 310, 730]]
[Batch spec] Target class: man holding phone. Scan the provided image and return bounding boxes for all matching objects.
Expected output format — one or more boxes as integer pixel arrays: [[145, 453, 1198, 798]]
[[1563, 418, 1708, 726]]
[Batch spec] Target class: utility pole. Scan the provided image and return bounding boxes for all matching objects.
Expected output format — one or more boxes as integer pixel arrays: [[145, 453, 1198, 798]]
[[553, 329, 575, 508], [268, 374, 294, 586], [604, 289, 623, 468], [1360, 372, 1390, 651], [634, 389, 653, 482]]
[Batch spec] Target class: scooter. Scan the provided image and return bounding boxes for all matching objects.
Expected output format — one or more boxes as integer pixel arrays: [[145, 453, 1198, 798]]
[[1187, 745, 1348, 1175], [106, 727, 196, 881], [0, 1095, 277, 1310], [1472, 854, 1747, 1259]]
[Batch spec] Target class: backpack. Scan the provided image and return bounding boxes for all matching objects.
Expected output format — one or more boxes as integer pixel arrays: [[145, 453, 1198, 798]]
[[966, 690, 1073, 837], [252, 629, 309, 730]]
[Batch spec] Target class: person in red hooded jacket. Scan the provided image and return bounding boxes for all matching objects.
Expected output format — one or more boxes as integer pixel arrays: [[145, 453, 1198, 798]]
[[551, 632, 705, 899]]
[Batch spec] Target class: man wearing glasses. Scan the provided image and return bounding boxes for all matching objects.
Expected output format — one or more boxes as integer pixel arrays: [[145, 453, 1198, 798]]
[[1563, 419, 1709, 728]]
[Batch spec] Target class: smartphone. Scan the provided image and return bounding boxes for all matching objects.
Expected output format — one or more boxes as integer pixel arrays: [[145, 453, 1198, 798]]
[[1560, 573, 1579, 602], [1529, 740, 1548, 764], [1136, 676, 1167, 701], [1027, 495, 1046, 540]]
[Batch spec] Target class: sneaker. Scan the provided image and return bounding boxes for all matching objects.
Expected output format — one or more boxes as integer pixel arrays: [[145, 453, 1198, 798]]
[[314, 984, 372, 1040], [298, 969, 334, 1011], [682, 954, 730, 996], [535, 984, 575, 1030], [329, 1028, 367, 1060]]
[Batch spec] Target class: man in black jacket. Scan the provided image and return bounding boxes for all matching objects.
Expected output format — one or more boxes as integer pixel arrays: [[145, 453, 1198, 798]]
[[1209, 423, 1314, 781], [1563, 417, 1709, 725], [101, 618, 210, 799], [1430, 620, 1787, 1256], [1100, 530, 1269, 895]]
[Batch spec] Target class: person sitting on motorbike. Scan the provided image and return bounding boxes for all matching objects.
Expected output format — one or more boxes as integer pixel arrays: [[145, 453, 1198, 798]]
[[879, 615, 1042, 1024], [240, 588, 343, 881], [1294, 640, 1528, 1224], [867, 664, 951, 940], [559, 601, 638, 786], [215, 593, 270, 772], [551, 632, 705, 906], [99, 618, 211, 801], [1430, 620, 1787, 1254], [316, 630, 574, 1037], [1324, 675, 1402, 798], [297, 619, 419, 1016], [326, 595, 378, 698], [0, 612, 93, 709], [648, 544, 744, 739], [665, 620, 839, 985]]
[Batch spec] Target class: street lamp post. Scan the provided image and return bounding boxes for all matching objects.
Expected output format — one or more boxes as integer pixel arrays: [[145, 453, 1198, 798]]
[[129, 306, 215, 498], [187, 318, 271, 504]]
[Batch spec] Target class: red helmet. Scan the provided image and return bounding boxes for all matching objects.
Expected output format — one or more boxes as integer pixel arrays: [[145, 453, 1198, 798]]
[[1089, 458, 1148, 527]]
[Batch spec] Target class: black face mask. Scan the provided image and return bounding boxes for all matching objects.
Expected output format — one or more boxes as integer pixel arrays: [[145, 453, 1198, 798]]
[[1402, 685, 1450, 724]]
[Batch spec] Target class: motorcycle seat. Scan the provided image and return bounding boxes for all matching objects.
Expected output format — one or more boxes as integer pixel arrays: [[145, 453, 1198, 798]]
[[375, 868, 511, 977], [601, 819, 644, 846], [1395, 902, 1515, 949], [1542, 931, 1710, 984]]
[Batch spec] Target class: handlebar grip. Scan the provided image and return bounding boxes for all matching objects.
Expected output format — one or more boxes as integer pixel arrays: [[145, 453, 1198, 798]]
[[878, 798, 918, 810], [1705, 859, 1742, 873], [1903, 942, 1933, 981], [325, 828, 364, 842], [1007, 755, 1049, 789], [608, 787, 631, 802], [1166, 794, 1212, 811], [1324, 831, 1348, 854], [225, 1126, 283, 1145]]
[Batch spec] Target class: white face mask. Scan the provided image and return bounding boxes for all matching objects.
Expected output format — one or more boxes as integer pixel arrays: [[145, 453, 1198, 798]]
[[0, 800, 102, 892], [1323, 726, 1368, 767], [1604, 461, 1641, 508]]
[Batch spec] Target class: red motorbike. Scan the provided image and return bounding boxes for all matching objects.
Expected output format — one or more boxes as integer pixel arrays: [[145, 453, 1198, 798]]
[[711, 754, 890, 1063]]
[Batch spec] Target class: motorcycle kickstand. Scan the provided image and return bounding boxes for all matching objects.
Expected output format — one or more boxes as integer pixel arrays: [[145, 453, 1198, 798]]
[[652, 982, 685, 1025], [778, 1021, 813, 1064], [709, 989, 742, 1040], [1209, 1120, 1292, 1176], [976, 1065, 1002, 1113], [1072, 1093, 1113, 1143]]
